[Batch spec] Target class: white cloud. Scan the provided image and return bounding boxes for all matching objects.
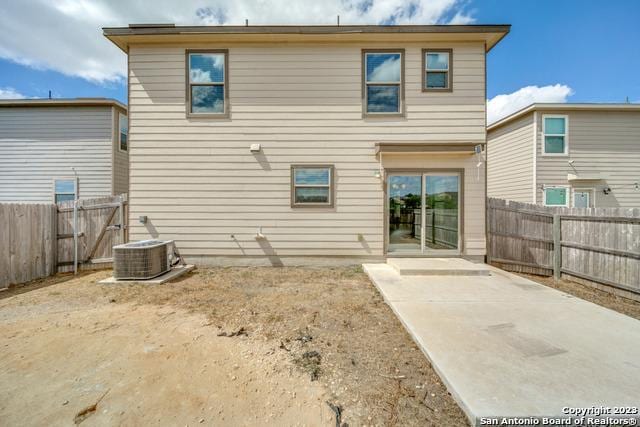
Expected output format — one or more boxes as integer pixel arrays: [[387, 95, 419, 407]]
[[487, 84, 574, 124], [448, 11, 475, 25], [0, 87, 26, 99], [368, 57, 401, 82], [0, 0, 473, 84]]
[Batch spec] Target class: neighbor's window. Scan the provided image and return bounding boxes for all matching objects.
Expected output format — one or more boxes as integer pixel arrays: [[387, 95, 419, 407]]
[[573, 189, 593, 208], [363, 50, 403, 115], [423, 49, 452, 91], [544, 187, 568, 206], [54, 178, 77, 203], [119, 112, 128, 151], [187, 50, 228, 116], [291, 165, 334, 207], [542, 115, 568, 155]]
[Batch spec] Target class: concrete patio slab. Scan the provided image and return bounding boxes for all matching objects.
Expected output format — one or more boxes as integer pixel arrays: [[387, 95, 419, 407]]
[[363, 262, 640, 425], [99, 265, 195, 284], [387, 257, 491, 276]]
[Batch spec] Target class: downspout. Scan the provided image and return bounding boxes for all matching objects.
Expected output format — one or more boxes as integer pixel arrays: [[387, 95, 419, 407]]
[[532, 111, 538, 204], [484, 42, 488, 262]]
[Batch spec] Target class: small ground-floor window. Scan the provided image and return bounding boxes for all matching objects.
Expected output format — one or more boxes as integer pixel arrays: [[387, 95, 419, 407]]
[[543, 186, 569, 207], [290, 165, 334, 208], [54, 178, 77, 203]]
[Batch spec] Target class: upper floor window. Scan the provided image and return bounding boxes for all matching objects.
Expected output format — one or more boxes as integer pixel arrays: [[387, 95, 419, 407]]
[[423, 49, 452, 91], [187, 50, 228, 117], [542, 115, 568, 155], [291, 165, 334, 208], [118, 112, 128, 151], [54, 178, 77, 203], [363, 50, 404, 116]]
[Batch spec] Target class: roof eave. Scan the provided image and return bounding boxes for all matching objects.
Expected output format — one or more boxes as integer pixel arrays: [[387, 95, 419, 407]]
[[488, 103, 640, 132], [103, 24, 511, 53], [0, 98, 127, 111]]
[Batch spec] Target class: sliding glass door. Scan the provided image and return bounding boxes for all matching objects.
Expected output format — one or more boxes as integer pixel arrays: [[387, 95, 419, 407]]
[[387, 172, 460, 254]]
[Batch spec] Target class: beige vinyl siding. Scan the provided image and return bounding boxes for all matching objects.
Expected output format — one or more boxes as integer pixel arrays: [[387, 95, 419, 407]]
[[487, 112, 534, 202], [535, 110, 640, 207], [128, 42, 486, 259], [0, 106, 114, 202], [112, 108, 129, 195]]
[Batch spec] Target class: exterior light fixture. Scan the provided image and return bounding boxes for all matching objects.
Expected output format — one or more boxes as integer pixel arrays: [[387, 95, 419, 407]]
[[603, 187, 612, 195]]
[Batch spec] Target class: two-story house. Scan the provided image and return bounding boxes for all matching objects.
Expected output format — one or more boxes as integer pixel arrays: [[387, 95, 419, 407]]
[[0, 98, 129, 203], [487, 103, 640, 208], [103, 24, 509, 265]]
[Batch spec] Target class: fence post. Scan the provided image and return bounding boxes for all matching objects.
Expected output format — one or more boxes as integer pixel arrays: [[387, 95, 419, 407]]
[[431, 210, 436, 244], [552, 214, 561, 280], [118, 196, 125, 245], [51, 204, 58, 274], [73, 199, 78, 275]]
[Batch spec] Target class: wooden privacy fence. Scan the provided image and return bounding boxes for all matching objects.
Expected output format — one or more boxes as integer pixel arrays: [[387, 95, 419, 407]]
[[0, 194, 128, 288], [425, 208, 458, 249], [487, 198, 640, 299], [0, 203, 58, 288], [410, 208, 458, 249]]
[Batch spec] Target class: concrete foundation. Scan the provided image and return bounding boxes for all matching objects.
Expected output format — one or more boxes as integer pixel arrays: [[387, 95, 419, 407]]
[[99, 265, 195, 284]]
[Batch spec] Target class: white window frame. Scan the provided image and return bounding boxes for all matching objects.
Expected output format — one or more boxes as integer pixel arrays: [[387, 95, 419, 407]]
[[118, 112, 128, 152], [363, 50, 404, 116], [542, 185, 570, 207], [53, 177, 78, 203], [541, 114, 569, 156], [572, 188, 595, 208]]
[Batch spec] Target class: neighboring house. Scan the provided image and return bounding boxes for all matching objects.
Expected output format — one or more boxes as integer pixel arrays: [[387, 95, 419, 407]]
[[0, 98, 128, 203], [103, 24, 509, 264], [487, 103, 640, 208]]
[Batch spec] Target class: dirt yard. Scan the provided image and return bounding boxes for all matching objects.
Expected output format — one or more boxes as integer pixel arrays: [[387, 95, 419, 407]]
[[518, 273, 640, 321], [0, 267, 466, 426]]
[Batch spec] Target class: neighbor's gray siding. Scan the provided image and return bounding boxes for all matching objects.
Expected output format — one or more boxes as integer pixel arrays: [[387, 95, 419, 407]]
[[487, 112, 534, 203], [0, 106, 114, 202], [535, 110, 640, 207], [112, 109, 129, 196], [127, 42, 487, 259]]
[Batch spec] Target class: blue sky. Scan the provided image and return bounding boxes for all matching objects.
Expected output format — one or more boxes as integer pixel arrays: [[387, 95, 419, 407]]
[[0, 0, 638, 123], [479, 0, 640, 102]]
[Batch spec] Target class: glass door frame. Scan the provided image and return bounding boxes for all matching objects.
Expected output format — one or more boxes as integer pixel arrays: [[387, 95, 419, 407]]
[[385, 168, 463, 256]]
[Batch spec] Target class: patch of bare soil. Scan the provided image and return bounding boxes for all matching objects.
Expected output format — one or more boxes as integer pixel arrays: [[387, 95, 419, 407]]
[[0, 267, 467, 426], [517, 273, 640, 321], [103, 267, 466, 426], [0, 273, 332, 426]]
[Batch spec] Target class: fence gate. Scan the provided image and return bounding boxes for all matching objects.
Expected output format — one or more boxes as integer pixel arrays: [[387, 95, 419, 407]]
[[57, 195, 128, 272]]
